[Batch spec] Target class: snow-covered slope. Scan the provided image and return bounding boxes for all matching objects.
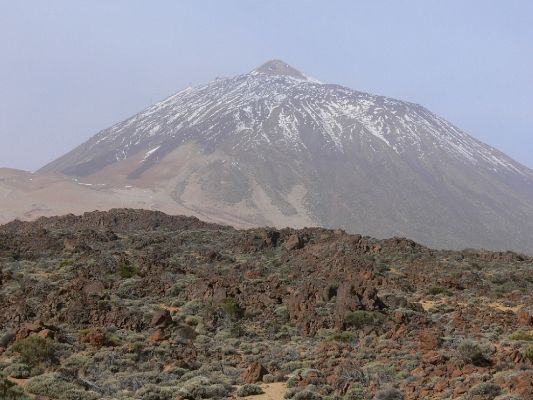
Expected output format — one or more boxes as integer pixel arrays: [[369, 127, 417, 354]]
[[43, 61, 527, 178], [38, 60, 533, 253]]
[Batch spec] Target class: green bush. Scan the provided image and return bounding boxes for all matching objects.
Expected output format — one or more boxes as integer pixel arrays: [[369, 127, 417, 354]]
[[220, 297, 244, 320], [24, 374, 99, 400], [59, 259, 74, 268], [292, 389, 323, 400], [324, 331, 357, 343], [524, 346, 533, 362], [275, 305, 290, 322], [344, 311, 384, 329], [0, 376, 29, 399], [237, 384, 264, 397], [177, 375, 231, 399], [135, 384, 175, 400], [427, 286, 451, 296], [509, 331, 533, 341], [11, 336, 57, 367], [2, 363, 32, 379], [344, 386, 370, 400], [373, 388, 404, 400], [118, 261, 139, 279], [468, 382, 501, 399], [78, 328, 120, 347], [457, 341, 487, 366]]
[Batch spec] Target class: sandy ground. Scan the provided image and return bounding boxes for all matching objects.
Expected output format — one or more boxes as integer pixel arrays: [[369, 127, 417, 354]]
[[242, 383, 287, 400], [0, 159, 315, 229], [419, 298, 524, 315]]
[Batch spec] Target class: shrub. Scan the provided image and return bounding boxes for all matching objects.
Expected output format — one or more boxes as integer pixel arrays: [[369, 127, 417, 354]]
[[177, 375, 231, 399], [324, 331, 357, 343], [344, 311, 384, 329], [275, 306, 290, 322], [11, 336, 57, 367], [468, 382, 501, 399], [2, 363, 31, 379], [118, 261, 139, 279], [373, 388, 404, 400], [182, 299, 206, 314], [293, 390, 322, 400], [457, 341, 488, 366], [24, 374, 99, 400], [344, 386, 370, 400], [509, 331, 533, 341], [59, 259, 74, 268], [0, 376, 29, 399], [427, 286, 451, 296], [220, 297, 244, 320], [524, 346, 533, 362], [78, 328, 120, 347], [135, 384, 175, 400], [237, 384, 264, 397], [195, 383, 231, 399]]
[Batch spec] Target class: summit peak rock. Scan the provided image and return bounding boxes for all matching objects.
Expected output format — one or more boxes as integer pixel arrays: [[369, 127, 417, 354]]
[[252, 59, 307, 80]]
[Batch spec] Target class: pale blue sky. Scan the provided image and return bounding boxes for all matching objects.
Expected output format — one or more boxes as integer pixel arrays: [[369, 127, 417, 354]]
[[1, 1, 532, 170]]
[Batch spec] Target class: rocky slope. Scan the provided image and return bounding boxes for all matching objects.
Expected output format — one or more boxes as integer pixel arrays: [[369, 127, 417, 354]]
[[0, 209, 532, 399], [36, 60, 533, 253]]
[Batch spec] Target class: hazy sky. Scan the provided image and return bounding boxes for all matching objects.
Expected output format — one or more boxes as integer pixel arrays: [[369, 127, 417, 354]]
[[1, 1, 532, 171]]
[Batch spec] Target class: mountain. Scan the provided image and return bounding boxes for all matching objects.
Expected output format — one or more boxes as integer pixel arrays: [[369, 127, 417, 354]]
[[31, 60, 533, 253]]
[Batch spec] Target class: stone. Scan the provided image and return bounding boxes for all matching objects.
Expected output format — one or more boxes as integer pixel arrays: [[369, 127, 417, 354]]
[[241, 362, 269, 384], [418, 329, 442, 351], [81, 328, 107, 347], [38, 329, 55, 339], [82, 280, 106, 298], [151, 309, 173, 328], [284, 234, 303, 251], [518, 308, 533, 326], [0, 330, 15, 348], [148, 328, 168, 343], [175, 324, 197, 344]]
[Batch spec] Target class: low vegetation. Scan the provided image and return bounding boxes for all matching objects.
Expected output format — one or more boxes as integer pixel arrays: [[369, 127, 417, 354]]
[[0, 209, 531, 399]]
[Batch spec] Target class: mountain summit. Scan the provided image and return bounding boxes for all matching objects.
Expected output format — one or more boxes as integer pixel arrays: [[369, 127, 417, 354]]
[[252, 59, 308, 80], [35, 60, 533, 252]]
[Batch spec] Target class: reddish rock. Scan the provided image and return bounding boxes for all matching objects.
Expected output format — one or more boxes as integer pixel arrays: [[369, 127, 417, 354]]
[[80, 328, 107, 347], [284, 234, 303, 251], [495, 371, 533, 398], [418, 329, 442, 351], [433, 380, 448, 392], [422, 351, 446, 365], [38, 329, 55, 339], [453, 383, 469, 396], [15, 320, 58, 340], [151, 309, 173, 328], [241, 362, 269, 383], [410, 367, 425, 377], [518, 308, 533, 326], [148, 328, 168, 343]]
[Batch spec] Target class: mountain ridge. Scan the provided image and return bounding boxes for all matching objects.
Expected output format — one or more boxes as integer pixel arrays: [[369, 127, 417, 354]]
[[19, 60, 533, 253]]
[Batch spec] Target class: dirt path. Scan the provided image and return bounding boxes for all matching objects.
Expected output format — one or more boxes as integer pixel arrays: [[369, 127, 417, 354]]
[[245, 383, 287, 400]]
